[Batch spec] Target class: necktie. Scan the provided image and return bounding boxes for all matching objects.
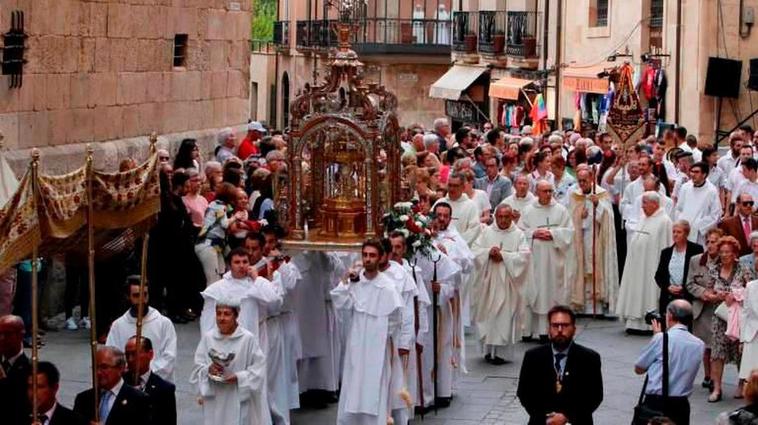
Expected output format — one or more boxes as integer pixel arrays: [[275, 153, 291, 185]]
[[1, 358, 11, 373], [744, 217, 752, 241], [39, 414, 48, 425], [99, 390, 113, 423], [554, 353, 566, 379]]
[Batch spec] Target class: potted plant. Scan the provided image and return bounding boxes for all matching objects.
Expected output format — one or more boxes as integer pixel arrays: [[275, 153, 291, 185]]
[[493, 30, 505, 54], [464, 32, 477, 53]]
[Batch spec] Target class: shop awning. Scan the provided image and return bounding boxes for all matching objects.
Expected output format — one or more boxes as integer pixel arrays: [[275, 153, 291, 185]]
[[429, 65, 488, 100], [489, 77, 535, 100], [562, 63, 614, 94]]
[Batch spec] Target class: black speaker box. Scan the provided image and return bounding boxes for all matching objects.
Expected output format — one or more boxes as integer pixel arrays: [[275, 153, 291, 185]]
[[705, 57, 742, 98], [749, 58, 758, 91]]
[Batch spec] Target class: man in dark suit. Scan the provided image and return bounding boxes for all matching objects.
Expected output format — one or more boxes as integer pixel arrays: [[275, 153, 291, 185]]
[[719, 192, 758, 256], [517, 305, 603, 425], [654, 220, 704, 316], [26, 361, 86, 425], [73, 346, 151, 425], [0, 315, 31, 425], [124, 336, 176, 425], [475, 156, 512, 210]]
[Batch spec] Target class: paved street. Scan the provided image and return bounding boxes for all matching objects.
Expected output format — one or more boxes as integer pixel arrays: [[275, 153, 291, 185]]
[[42, 317, 742, 425]]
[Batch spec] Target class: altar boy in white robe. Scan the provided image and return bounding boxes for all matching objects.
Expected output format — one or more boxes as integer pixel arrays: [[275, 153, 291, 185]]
[[191, 298, 267, 425], [332, 240, 404, 425], [520, 181, 574, 341], [471, 204, 530, 364], [430, 202, 474, 406]]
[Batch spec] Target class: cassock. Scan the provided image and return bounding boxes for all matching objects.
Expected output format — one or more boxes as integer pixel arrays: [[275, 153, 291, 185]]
[[674, 180, 722, 244], [291, 252, 343, 393], [520, 200, 574, 337], [400, 258, 431, 411], [332, 271, 404, 425], [615, 207, 673, 330], [432, 227, 474, 398], [106, 307, 177, 382], [260, 259, 302, 425], [566, 187, 619, 315], [190, 326, 267, 425], [471, 222, 530, 359], [499, 192, 536, 226], [413, 248, 460, 406], [436, 194, 481, 245]]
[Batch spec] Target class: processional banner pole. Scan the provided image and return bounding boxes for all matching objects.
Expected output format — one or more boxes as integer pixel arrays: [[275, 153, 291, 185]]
[[85, 145, 100, 423], [29, 148, 40, 423]]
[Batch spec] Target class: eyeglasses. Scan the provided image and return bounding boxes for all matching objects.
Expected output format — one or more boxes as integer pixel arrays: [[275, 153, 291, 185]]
[[550, 323, 573, 329], [159, 156, 169, 161], [743, 201, 755, 206]]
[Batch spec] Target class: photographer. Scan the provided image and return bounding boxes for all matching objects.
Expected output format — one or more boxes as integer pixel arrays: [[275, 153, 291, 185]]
[[634, 300, 705, 425]]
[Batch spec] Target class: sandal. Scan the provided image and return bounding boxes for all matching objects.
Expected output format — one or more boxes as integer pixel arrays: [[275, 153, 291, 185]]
[[708, 391, 722, 403]]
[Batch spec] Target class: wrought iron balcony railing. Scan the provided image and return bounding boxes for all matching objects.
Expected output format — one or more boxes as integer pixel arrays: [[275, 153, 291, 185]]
[[296, 20, 339, 50], [478, 10, 507, 55], [452, 11, 479, 52], [273, 21, 289, 47], [506, 11, 539, 59]]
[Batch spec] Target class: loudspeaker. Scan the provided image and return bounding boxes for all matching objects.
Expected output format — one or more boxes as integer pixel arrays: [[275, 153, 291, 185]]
[[749, 58, 758, 91], [705, 57, 742, 98]]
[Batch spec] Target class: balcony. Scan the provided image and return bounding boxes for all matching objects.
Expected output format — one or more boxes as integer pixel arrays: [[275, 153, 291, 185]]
[[452, 11, 478, 53], [506, 11, 539, 60], [293, 18, 451, 56], [273, 21, 290, 50], [478, 11, 507, 56]]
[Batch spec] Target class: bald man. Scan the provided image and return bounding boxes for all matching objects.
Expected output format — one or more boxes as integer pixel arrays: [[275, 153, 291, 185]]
[[0, 315, 31, 424]]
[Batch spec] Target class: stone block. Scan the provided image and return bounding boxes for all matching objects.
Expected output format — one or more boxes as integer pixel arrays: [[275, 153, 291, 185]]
[[130, 5, 151, 39], [210, 71, 227, 99], [78, 37, 96, 73], [17, 73, 38, 112], [91, 72, 118, 107], [92, 106, 124, 141], [174, 7, 198, 36], [69, 108, 95, 144], [29, 0, 50, 36], [228, 40, 248, 70], [225, 97, 248, 125], [186, 71, 202, 100], [117, 72, 147, 105], [109, 39, 129, 72], [94, 38, 110, 72], [120, 105, 141, 138], [224, 12, 237, 41], [65, 0, 81, 36], [145, 72, 167, 103], [226, 70, 245, 98], [90, 2, 108, 37], [198, 99, 214, 129], [69, 73, 91, 109], [45, 73, 70, 111], [185, 100, 204, 131], [208, 40, 227, 71], [0, 77, 19, 114], [29, 74, 48, 112], [206, 9, 226, 40], [23, 37, 41, 74], [212, 98, 227, 127], [138, 102, 166, 135], [235, 11, 251, 41], [62, 37, 80, 73], [163, 101, 190, 133], [76, 1, 91, 37], [107, 3, 132, 38], [17, 111, 48, 148], [48, 0, 69, 35], [47, 109, 73, 146], [198, 71, 212, 100], [0, 113, 20, 150], [123, 38, 141, 72]]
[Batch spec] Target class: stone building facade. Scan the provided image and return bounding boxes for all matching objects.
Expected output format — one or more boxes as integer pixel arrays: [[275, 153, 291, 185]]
[[0, 0, 252, 173]]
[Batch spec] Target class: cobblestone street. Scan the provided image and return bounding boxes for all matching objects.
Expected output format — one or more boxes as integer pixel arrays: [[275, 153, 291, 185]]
[[43, 317, 743, 425]]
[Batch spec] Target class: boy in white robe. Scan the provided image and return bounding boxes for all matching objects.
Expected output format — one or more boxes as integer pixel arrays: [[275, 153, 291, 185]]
[[191, 299, 267, 425]]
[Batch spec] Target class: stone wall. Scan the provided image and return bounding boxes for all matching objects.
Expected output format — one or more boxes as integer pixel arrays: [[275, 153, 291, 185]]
[[0, 0, 252, 156]]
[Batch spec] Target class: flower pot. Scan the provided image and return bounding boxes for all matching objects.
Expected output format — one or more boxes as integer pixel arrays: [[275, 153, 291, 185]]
[[464, 33, 477, 53], [493, 34, 505, 54]]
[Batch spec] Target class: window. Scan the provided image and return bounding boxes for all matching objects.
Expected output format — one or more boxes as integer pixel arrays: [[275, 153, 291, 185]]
[[173, 34, 188, 67], [589, 0, 609, 27], [649, 0, 664, 50]]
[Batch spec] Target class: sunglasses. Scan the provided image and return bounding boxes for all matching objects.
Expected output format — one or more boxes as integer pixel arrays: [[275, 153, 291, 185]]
[[743, 201, 755, 206]]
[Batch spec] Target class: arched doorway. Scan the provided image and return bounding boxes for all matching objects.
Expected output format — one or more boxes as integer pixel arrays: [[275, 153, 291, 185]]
[[282, 72, 290, 130]]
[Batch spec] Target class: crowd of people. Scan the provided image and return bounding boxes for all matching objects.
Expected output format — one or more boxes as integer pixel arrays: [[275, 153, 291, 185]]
[[3, 117, 758, 425]]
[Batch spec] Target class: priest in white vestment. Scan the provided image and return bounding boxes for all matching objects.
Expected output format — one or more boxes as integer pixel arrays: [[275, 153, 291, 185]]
[[499, 174, 536, 226], [620, 156, 656, 221], [332, 241, 404, 425], [616, 192, 673, 331], [520, 181, 574, 339], [674, 162, 722, 245], [106, 277, 177, 382], [566, 169, 619, 315], [471, 204, 530, 363], [191, 299, 267, 425], [433, 173, 481, 245]]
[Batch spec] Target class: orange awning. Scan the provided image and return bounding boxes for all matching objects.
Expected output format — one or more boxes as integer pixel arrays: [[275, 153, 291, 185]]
[[489, 77, 535, 100], [562, 63, 614, 94]]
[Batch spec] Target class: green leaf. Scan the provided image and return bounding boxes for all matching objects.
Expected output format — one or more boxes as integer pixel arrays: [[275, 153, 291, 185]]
[[251, 0, 276, 41]]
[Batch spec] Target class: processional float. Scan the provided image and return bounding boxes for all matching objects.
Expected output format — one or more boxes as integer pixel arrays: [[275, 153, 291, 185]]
[[0, 132, 161, 422]]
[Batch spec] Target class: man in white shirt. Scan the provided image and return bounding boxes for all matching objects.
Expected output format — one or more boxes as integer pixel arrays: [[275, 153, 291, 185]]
[[717, 132, 745, 179], [734, 158, 758, 202], [106, 277, 178, 382], [727, 145, 755, 205], [500, 174, 536, 225], [674, 162, 722, 245], [434, 173, 481, 245]]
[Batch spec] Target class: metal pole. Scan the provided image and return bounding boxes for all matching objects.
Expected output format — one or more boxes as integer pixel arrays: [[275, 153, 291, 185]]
[[29, 148, 40, 423], [431, 255, 441, 414], [134, 234, 149, 385], [410, 259, 424, 419], [591, 164, 597, 317], [85, 145, 99, 423], [554, 0, 562, 127]]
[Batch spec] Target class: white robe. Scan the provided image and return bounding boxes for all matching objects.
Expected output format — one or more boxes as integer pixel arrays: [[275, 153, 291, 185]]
[[105, 307, 177, 382], [674, 180, 722, 244], [332, 272, 404, 425], [191, 326, 267, 425], [471, 223, 530, 356], [520, 200, 574, 336], [436, 194, 481, 246], [740, 280, 758, 379], [400, 259, 431, 410], [499, 192, 536, 226], [615, 208, 673, 330], [566, 188, 619, 314]]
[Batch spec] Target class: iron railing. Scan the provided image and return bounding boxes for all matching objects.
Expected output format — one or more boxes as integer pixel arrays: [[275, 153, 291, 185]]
[[452, 11, 478, 52], [506, 11, 539, 59], [478, 10, 507, 55], [250, 40, 276, 53], [296, 20, 338, 50], [649, 0, 664, 28], [273, 21, 289, 47]]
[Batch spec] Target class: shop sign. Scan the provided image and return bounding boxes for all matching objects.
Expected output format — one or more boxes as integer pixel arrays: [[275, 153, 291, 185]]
[[445, 100, 477, 122]]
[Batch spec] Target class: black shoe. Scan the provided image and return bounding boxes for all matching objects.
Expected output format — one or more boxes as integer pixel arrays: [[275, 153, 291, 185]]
[[702, 378, 714, 391], [484, 353, 492, 363], [170, 315, 188, 324], [299, 391, 328, 409], [490, 356, 507, 365], [434, 397, 452, 408]]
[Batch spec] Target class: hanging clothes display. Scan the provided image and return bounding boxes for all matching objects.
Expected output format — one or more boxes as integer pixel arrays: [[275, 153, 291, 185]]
[[654, 67, 667, 121], [530, 93, 549, 135]]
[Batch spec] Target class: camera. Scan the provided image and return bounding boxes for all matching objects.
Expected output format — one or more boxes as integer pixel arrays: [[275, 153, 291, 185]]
[[644, 309, 662, 325]]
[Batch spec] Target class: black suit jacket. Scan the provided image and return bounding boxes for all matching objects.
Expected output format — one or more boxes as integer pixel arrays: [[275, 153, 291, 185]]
[[0, 352, 31, 425], [517, 343, 603, 425], [654, 241, 704, 315], [73, 382, 151, 425], [125, 372, 176, 425], [48, 404, 87, 425]]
